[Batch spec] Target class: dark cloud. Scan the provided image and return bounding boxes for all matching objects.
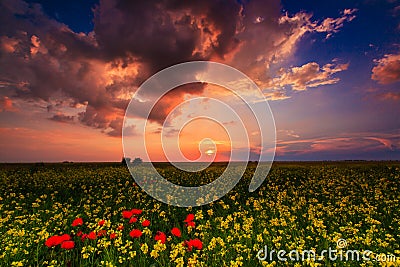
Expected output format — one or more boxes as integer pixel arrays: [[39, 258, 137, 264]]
[[0, 0, 355, 136], [0, 96, 16, 112], [49, 113, 74, 123], [93, 0, 242, 70]]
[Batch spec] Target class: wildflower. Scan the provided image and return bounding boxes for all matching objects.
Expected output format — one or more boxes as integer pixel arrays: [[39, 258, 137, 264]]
[[122, 210, 133, 219], [154, 231, 166, 244], [45, 236, 61, 247], [131, 209, 142, 215], [97, 230, 107, 237], [110, 233, 117, 239], [72, 218, 83, 227], [98, 220, 105, 226], [129, 217, 137, 224], [87, 231, 96, 240], [184, 214, 195, 227], [184, 214, 195, 223], [142, 220, 150, 227], [117, 225, 124, 231], [141, 243, 149, 254], [186, 221, 196, 228], [45, 234, 71, 247], [61, 241, 75, 250], [81, 233, 87, 241], [60, 234, 71, 243], [185, 239, 203, 251], [129, 229, 142, 238], [171, 227, 181, 238]]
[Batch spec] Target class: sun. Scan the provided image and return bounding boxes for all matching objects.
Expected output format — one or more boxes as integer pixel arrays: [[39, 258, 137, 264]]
[[205, 149, 215, 156]]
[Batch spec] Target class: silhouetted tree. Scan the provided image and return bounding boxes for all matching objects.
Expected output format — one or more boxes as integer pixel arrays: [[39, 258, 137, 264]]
[[121, 157, 131, 165], [132, 157, 143, 165]]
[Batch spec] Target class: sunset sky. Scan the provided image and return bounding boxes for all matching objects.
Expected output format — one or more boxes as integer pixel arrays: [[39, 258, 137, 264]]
[[1, 0, 400, 162]]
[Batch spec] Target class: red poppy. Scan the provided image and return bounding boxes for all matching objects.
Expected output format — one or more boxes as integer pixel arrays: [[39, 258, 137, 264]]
[[98, 230, 107, 237], [131, 209, 143, 215], [142, 220, 150, 227], [98, 220, 105, 226], [45, 234, 71, 247], [185, 238, 203, 251], [154, 231, 166, 244], [129, 217, 137, 224], [81, 233, 87, 241], [110, 233, 117, 239], [61, 240, 75, 250], [129, 229, 142, 238], [87, 231, 96, 240], [45, 236, 61, 247], [76, 231, 83, 237], [186, 221, 196, 228], [184, 214, 195, 223], [171, 227, 181, 238], [117, 225, 124, 231], [122, 210, 133, 219], [60, 234, 71, 242], [72, 218, 83, 227]]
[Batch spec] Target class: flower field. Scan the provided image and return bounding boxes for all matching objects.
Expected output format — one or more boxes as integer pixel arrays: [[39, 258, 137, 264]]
[[0, 162, 399, 266]]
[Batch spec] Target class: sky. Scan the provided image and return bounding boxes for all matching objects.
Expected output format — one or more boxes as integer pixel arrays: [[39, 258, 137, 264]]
[[0, 0, 399, 162]]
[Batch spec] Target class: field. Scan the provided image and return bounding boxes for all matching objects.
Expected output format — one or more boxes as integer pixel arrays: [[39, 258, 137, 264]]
[[0, 162, 399, 266]]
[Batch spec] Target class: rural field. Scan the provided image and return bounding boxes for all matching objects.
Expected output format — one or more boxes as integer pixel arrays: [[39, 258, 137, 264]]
[[0, 162, 399, 267]]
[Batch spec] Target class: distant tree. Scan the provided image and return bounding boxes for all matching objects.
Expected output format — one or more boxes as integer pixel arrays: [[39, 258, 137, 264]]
[[122, 157, 131, 165], [132, 157, 143, 165]]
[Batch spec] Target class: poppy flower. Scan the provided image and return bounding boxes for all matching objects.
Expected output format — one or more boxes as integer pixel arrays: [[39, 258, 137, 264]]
[[184, 214, 195, 223], [81, 233, 87, 241], [76, 231, 83, 237], [129, 217, 137, 224], [131, 209, 143, 215], [110, 233, 117, 239], [185, 238, 203, 251], [142, 220, 150, 227], [45, 234, 71, 247], [191, 239, 203, 250], [98, 220, 105, 226], [87, 231, 96, 240], [154, 231, 166, 244], [129, 229, 142, 238], [61, 240, 75, 250], [122, 210, 133, 219], [171, 227, 181, 238], [72, 218, 83, 227], [186, 221, 196, 228], [60, 234, 71, 242], [45, 236, 61, 247], [117, 225, 124, 231], [97, 230, 107, 237]]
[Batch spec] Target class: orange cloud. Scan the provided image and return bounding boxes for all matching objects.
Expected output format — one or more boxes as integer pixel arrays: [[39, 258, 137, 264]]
[[0, 96, 17, 112], [0, 36, 19, 53], [315, 8, 357, 38], [376, 92, 400, 101], [271, 61, 349, 91], [372, 53, 400, 84]]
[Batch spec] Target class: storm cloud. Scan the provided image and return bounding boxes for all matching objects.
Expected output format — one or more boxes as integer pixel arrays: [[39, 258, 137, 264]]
[[0, 0, 354, 136]]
